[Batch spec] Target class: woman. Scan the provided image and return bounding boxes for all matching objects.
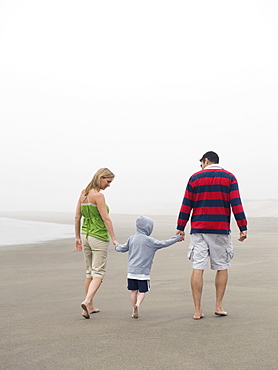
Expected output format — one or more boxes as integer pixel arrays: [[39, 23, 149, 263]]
[[75, 168, 118, 319]]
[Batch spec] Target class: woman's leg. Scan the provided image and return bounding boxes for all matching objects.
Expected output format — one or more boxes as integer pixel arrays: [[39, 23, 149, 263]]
[[81, 277, 102, 315], [84, 278, 100, 313], [81, 238, 108, 317], [85, 277, 91, 294]]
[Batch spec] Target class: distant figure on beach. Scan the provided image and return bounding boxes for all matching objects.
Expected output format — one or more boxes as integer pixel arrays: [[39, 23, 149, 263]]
[[115, 215, 181, 319], [176, 151, 247, 320], [75, 168, 118, 319]]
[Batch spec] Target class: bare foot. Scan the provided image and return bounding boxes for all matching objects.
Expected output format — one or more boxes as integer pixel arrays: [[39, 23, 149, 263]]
[[81, 303, 90, 319], [91, 307, 100, 314], [214, 308, 228, 316], [193, 313, 205, 320], [214, 311, 228, 316], [132, 305, 139, 319], [193, 307, 204, 320]]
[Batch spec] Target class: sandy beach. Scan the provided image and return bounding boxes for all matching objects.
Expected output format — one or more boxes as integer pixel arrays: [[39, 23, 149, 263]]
[[1, 213, 278, 369]]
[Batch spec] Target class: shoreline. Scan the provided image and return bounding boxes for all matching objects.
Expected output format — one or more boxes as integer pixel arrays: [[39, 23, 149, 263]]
[[2, 199, 278, 220], [1, 209, 278, 223], [1, 211, 277, 226], [1, 213, 278, 251]]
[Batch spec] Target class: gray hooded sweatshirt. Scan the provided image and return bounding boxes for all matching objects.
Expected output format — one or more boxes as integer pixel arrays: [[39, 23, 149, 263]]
[[115, 216, 180, 276]]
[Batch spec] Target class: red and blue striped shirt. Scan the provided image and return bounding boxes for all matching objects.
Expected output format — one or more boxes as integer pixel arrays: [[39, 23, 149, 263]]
[[177, 165, 247, 234]]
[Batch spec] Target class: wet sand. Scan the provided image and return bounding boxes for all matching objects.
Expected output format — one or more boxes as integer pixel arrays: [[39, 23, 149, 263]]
[[1, 214, 277, 369]]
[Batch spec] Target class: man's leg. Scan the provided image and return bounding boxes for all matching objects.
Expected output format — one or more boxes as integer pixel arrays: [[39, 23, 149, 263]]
[[215, 269, 228, 315], [191, 269, 204, 319]]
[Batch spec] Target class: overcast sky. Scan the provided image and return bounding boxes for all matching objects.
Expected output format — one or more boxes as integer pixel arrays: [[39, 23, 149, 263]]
[[1, 0, 277, 216]]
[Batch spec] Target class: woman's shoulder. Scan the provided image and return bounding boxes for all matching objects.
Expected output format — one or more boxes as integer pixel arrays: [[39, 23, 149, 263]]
[[93, 191, 105, 199], [88, 190, 105, 204]]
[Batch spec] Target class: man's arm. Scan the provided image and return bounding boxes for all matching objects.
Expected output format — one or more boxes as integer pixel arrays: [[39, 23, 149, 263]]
[[230, 176, 248, 238], [176, 181, 194, 234]]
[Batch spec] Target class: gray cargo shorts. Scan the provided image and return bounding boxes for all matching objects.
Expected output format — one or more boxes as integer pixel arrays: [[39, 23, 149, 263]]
[[188, 233, 234, 270]]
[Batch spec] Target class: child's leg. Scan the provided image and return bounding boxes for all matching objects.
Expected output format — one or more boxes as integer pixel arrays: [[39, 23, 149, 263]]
[[131, 290, 139, 319], [130, 290, 138, 307], [132, 292, 146, 319], [129, 280, 149, 318], [136, 292, 146, 307]]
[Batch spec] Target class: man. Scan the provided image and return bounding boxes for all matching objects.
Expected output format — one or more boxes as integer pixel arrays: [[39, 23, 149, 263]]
[[176, 151, 247, 320]]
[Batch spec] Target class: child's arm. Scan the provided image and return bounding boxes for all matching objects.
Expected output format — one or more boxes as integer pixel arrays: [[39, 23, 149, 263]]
[[152, 234, 181, 250], [115, 240, 130, 253]]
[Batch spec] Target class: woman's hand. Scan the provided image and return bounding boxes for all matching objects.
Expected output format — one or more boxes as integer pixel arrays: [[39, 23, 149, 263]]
[[113, 239, 119, 246], [75, 238, 82, 251]]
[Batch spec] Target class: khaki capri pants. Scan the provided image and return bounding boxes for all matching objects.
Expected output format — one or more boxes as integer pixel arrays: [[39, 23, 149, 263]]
[[81, 235, 109, 279]]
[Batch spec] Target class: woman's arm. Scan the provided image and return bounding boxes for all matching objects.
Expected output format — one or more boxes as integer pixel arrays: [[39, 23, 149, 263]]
[[95, 192, 118, 245], [74, 195, 83, 251]]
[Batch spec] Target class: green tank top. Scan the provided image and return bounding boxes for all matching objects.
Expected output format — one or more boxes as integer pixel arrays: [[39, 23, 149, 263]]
[[81, 201, 110, 242]]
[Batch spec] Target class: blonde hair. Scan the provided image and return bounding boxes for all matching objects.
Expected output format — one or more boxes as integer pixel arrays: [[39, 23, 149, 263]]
[[84, 168, 115, 195]]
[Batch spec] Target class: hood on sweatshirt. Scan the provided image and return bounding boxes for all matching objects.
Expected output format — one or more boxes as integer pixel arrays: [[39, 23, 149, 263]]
[[136, 216, 154, 236]]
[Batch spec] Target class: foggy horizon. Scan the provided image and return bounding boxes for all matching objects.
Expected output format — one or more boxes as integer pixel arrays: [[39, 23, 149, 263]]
[[1, 1, 277, 215]]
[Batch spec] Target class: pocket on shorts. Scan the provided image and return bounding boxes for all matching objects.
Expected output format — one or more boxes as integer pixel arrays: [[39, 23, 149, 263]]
[[188, 244, 194, 261], [226, 244, 234, 262]]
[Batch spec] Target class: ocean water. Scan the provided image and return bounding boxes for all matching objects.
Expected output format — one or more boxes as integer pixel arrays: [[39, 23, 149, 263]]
[[0, 217, 75, 247]]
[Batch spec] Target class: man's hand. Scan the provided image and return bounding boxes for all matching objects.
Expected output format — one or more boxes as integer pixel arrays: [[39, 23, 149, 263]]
[[238, 231, 247, 242], [176, 230, 185, 241]]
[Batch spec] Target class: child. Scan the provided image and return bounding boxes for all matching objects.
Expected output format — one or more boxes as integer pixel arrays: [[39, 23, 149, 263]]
[[115, 215, 181, 319]]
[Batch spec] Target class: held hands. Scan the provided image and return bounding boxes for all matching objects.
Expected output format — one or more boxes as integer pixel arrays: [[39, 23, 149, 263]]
[[238, 231, 247, 242], [75, 238, 82, 251], [176, 230, 185, 241]]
